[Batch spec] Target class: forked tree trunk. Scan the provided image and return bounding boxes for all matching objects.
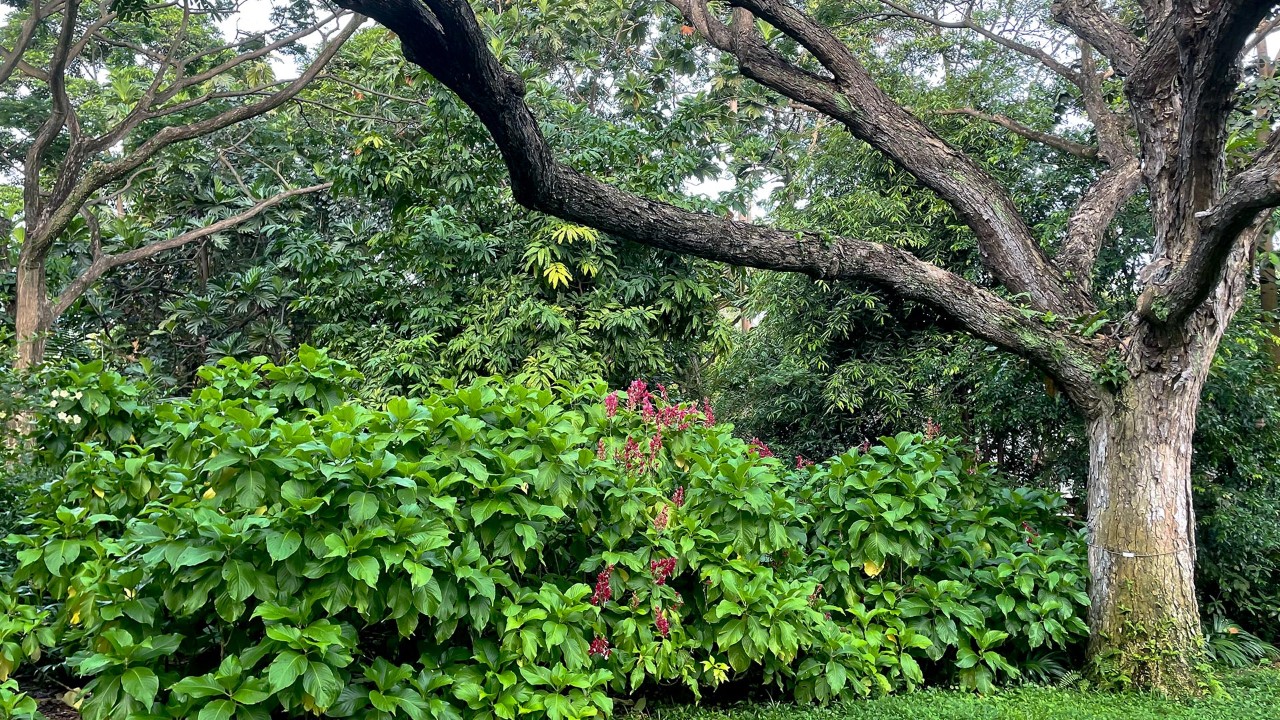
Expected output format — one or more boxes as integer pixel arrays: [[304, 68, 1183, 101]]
[[1084, 325, 1224, 690], [13, 254, 50, 370]]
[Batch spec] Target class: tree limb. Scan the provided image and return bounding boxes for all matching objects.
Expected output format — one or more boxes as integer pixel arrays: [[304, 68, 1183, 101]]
[[673, 0, 1092, 314], [21, 0, 80, 234], [1049, 0, 1143, 75], [1058, 157, 1143, 288], [32, 14, 364, 264], [1126, 0, 1277, 326], [51, 183, 332, 318], [331, 0, 1111, 412], [937, 108, 1099, 159]]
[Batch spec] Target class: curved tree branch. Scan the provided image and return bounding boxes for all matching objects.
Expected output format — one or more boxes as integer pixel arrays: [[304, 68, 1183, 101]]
[[51, 183, 332, 318], [1050, 0, 1143, 75], [673, 0, 1092, 314], [331, 0, 1111, 413], [1059, 158, 1143, 289], [937, 108, 1099, 159]]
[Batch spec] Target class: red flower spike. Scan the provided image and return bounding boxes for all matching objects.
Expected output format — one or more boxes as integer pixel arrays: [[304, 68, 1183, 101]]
[[655, 608, 671, 637], [748, 437, 774, 458], [671, 486, 685, 508], [591, 564, 615, 605], [650, 557, 677, 585], [605, 392, 619, 418], [589, 636, 612, 659], [627, 380, 649, 409], [653, 505, 670, 532]]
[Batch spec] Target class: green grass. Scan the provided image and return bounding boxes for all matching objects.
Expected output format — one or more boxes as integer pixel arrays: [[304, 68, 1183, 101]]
[[653, 668, 1280, 720]]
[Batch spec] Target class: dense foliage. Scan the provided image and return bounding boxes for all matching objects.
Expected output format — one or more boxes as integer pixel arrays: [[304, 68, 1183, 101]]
[[0, 350, 1087, 718]]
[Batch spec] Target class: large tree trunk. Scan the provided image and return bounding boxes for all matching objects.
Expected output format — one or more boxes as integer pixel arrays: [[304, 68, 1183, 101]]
[[13, 253, 50, 370], [1083, 299, 1239, 689]]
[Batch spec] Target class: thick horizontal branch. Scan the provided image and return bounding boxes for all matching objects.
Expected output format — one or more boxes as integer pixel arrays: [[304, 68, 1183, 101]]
[[51, 183, 332, 317], [333, 0, 1112, 413], [938, 108, 1099, 159]]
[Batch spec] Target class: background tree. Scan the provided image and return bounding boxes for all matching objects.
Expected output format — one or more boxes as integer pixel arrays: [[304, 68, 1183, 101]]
[[332, 0, 1280, 689], [1, 0, 361, 368], [18, 19, 741, 392]]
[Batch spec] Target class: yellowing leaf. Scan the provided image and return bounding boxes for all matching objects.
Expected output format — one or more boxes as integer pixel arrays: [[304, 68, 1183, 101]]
[[71, 610, 81, 625], [543, 262, 572, 289], [863, 560, 883, 577], [92, 487, 104, 498], [202, 487, 217, 500]]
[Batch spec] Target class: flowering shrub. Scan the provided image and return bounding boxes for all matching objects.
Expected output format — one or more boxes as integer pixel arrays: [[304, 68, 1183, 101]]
[[1, 348, 1088, 718]]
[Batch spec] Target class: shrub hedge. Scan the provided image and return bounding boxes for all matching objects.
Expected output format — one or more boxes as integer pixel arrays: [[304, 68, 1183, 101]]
[[1, 348, 1087, 719]]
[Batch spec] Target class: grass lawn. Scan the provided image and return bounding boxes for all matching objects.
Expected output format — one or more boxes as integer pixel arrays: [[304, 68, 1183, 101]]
[[655, 668, 1280, 720]]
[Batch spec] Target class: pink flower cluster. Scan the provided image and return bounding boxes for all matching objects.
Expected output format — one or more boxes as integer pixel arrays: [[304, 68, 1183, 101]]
[[671, 486, 685, 508], [748, 437, 774, 458], [605, 381, 717, 429], [795, 455, 814, 469], [617, 435, 660, 473], [924, 418, 941, 440], [591, 564, 614, 605], [589, 636, 612, 659], [653, 505, 670, 531], [655, 608, 670, 637], [650, 557, 677, 585]]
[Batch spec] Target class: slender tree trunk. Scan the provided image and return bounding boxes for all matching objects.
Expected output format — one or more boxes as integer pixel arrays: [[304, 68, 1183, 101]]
[[13, 251, 51, 370], [1262, 232, 1279, 365]]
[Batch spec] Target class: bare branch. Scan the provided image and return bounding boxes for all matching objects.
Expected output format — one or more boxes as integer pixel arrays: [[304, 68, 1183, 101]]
[[22, 0, 81, 239], [0, 1, 60, 85], [159, 12, 344, 102], [1058, 158, 1143, 288], [880, 0, 1080, 82], [937, 108, 1099, 159], [51, 183, 332, 317]]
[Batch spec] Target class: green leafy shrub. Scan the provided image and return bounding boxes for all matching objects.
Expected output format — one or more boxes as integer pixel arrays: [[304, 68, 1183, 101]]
[[796, 434, 1088, 693], [3, 348, 1088, 718]]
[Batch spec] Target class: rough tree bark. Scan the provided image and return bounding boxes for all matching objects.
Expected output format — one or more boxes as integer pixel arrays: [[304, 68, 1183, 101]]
[[332, 0, 1280, 690], [6, 4, 361, 369]]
